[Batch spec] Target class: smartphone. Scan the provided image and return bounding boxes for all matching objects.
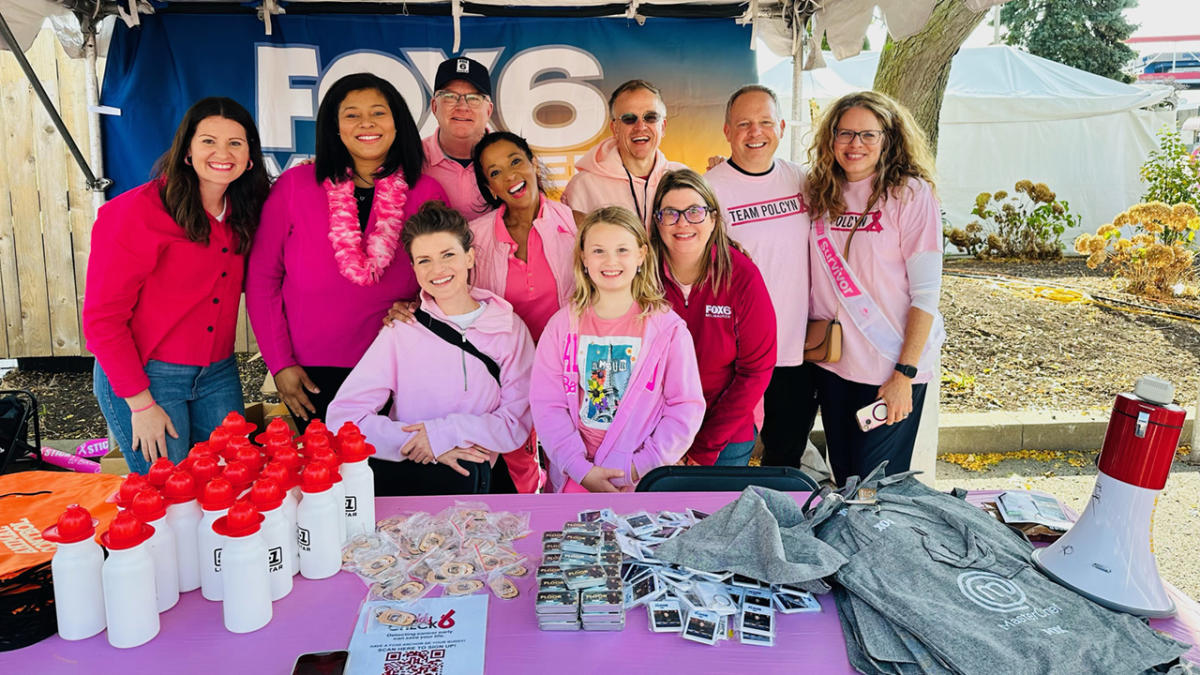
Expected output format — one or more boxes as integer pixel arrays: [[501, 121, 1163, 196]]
[[855, 399, 888, 432], [292, 650, 349, 675]]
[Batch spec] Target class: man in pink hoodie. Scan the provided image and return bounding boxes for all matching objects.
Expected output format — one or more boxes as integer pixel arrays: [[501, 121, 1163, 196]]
[[562, 80, 687, 224]]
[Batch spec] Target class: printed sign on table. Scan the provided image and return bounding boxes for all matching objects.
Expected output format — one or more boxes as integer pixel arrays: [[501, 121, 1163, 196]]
[[347, 595, 488, 675]]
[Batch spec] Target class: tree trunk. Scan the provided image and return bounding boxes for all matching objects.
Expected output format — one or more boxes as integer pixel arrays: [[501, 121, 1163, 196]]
[[872, 0, 990, 155]]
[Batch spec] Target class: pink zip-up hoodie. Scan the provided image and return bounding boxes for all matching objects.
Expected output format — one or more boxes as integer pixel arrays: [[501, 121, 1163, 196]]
[[561, 138, 687, 223], [327, 287, 534, 473], [468, 194, 577, 309], [530, 305, 705, 492]]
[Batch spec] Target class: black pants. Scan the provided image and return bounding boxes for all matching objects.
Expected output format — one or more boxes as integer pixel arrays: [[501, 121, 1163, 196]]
[[370, 453, 517, 497], [814, 367, 927, 486], [291, 365, 354, 423], [759, 363, 821, 468]]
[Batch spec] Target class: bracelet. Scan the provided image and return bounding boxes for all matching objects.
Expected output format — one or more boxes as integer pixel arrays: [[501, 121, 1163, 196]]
[[130, 400, 156, 414]]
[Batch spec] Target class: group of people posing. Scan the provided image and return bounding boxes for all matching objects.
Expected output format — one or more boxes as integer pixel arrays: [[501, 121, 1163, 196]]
[[84, 55, 944, 496]]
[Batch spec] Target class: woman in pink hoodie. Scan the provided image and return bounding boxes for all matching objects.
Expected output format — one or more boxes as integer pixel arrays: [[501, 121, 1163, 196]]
[[530, 206, 705, 493], [327, 201, 535, 495]]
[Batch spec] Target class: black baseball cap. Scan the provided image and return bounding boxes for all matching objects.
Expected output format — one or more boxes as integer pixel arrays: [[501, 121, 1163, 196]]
[[434, 57, 492, 97]]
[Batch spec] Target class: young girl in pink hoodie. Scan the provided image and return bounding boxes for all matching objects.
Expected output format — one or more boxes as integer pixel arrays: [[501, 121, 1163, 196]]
[[327, 201, 536, 495], [530, 206, 705, 493]]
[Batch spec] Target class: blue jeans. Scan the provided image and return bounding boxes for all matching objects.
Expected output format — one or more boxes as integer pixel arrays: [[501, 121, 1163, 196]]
[[94, 356, 244, 475], [713, 428, 757, 466]]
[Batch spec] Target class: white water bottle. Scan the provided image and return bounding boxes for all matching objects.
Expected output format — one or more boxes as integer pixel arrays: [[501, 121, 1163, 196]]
[[250, 478, 294, 600], [100, 511, 160, 648], [296, 462, 342, 579], [162, 469, 202, 592], [308, 448, 347, 543], [213, 501, 273, 633], [337, 434, 377, 537], [131, 489, 179, 613], [261, 461, 301, 575], [196, 477, 236, 601], [41, 505, 105, 640]]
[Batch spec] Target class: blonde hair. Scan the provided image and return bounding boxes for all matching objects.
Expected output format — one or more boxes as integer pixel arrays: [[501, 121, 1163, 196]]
[[571, 206, 668, 317], [650, 169, 734, 291], [806, 90, 937, 221]]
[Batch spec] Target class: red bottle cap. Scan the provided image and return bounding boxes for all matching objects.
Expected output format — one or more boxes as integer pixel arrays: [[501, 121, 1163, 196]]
[[335, 421, 361, 439], [42, 504, 98, 544], [302, 433, 332, 459], [220, 411, 257, 437], [223, 436, 252, 463], [208, 427, 231, 454], [260, 461, 298, 491], [268, 440, 301, 465], [176, 456, 195, 474], [162, 469, 198, 504], [146, 457, 175, 488], [189, 441, 217, 460], [211, 500, 264, 538], [300, 462, 334, 494], [338, 434, 376, 463], [197, 477, 236, 512], [249, 478, 285, 512], [254, 417, 294, 445], [222, 460, 256, 491], [100, 510, 155, 550], [131, 488, 167, 522], [190, 455, 221, 484], [111, 473, 149, 508], [233, 445, 265, 474]]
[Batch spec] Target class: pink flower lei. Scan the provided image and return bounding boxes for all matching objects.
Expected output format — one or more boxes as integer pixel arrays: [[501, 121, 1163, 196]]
[[324, 170, 409, 286]]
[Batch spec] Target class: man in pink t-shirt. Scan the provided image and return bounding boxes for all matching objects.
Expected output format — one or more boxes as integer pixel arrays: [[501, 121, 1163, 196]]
[[706, 85, 816, 469], [421, 57, 494, 217]]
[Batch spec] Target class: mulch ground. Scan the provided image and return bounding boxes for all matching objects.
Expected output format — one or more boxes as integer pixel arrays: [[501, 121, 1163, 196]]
[[4, 258, 1199, 440]]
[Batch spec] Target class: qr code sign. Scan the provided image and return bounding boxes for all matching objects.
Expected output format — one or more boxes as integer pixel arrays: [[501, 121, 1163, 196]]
[[382, 649, 445, 675]]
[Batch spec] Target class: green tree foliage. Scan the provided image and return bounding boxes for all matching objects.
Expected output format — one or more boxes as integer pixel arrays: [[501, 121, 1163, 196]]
[[1001, 0, 1139, 83]]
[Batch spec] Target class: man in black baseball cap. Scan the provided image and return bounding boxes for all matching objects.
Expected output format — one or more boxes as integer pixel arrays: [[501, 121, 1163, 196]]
[[422, 56, 495, 215]]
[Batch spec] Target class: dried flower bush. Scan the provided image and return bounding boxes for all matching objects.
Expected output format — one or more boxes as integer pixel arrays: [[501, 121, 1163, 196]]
[[945, 180, 1077, 260], [1074, 202, 1199, 298]]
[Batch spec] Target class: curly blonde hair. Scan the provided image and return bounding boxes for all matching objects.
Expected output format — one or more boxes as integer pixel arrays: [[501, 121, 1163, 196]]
[[571, 206, 668, 317], [806, 91, 936, 221]]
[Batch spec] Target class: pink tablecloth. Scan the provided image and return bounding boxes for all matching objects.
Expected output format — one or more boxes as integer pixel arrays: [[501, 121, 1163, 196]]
[[4, 490, 1198, 673]]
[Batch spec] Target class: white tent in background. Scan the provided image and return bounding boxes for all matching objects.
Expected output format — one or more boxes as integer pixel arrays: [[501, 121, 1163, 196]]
[[764, 45, 1174, 244]]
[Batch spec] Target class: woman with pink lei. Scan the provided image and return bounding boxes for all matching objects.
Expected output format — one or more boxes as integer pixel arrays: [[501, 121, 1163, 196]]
[[805, 91, 945, 483], [247, 73, 449, 423], [327, 202, 534, 495], [530, 207, 705, 493], [86, 97, 270, 474]]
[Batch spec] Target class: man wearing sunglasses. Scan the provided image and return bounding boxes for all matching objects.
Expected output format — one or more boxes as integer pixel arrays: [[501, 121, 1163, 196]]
[[706, 84, 817, 471], [422, 56, 495, 215], [562, 79, 686, 224]]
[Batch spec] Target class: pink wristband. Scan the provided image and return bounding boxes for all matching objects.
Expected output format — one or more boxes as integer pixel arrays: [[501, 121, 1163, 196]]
[[130, 400, 156, 414]]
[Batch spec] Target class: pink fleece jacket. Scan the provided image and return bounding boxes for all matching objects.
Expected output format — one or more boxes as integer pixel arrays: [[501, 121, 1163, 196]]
[[468, 194, 577, 310], [326, 287, 534, 469], [530, 305, 705, 492], [561, 138, 688, 223]]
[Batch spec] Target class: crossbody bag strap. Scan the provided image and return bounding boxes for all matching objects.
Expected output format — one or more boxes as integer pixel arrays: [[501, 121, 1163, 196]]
[[831, 196, 876, 320], [413, 308, 502, 386]]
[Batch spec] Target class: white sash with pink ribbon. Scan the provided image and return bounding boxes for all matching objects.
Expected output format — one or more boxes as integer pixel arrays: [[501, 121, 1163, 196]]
[[812, 215, 944, 374]]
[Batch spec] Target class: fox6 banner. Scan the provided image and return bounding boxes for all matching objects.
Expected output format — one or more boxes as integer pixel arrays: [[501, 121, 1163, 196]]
[[99, 13, 754, 197]]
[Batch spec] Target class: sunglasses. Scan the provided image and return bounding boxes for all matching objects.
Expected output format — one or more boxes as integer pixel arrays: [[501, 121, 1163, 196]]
[[655, 205, 712, 226], [615, 111, 664, 126], [834, 129, 884, 146], [435, 91, 488, 110]]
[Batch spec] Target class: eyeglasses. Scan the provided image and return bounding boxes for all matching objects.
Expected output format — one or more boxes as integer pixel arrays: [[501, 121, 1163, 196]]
[[655, 205, 712, 226], [435, 91, 488, 110], [834, 129, 884, 146], [615, 111, 664, 126]]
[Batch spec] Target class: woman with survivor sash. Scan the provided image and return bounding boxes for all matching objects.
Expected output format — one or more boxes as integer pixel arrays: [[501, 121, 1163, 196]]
[[805, 91, 945, 483]]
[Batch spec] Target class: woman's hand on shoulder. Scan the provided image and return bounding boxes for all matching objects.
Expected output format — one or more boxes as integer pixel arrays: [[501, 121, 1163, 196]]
[[274, 366, 319, 421], [876, 372, 914, 425], [383, 300, 419, 327]]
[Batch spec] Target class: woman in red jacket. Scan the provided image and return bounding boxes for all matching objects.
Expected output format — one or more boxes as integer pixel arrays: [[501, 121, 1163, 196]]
[[84, 97, 271, 474], [649, 169, 777, 465]]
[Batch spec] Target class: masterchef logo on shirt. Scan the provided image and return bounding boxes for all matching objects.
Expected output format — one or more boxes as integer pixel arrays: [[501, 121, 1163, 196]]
[[705, 305, 732, 319], [831, 210, 884, 232], [726, 194, 806, 227]]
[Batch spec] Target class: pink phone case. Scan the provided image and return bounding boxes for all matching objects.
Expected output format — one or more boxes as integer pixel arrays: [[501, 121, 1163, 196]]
[[855, 400, 888, 432]]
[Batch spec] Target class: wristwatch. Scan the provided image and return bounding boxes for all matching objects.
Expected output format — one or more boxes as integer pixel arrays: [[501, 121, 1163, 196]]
[[894, 363, 918, 378]]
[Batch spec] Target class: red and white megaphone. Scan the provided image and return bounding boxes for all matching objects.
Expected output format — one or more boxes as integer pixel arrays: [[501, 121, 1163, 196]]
[[1032, 375, 1185, 617]]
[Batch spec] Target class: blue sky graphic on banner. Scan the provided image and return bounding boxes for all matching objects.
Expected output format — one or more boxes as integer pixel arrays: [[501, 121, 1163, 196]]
[[100, 14, 754, 197]]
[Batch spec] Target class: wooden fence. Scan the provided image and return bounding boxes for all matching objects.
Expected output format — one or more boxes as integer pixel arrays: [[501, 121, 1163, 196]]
[[0, 27, 257, 359]]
